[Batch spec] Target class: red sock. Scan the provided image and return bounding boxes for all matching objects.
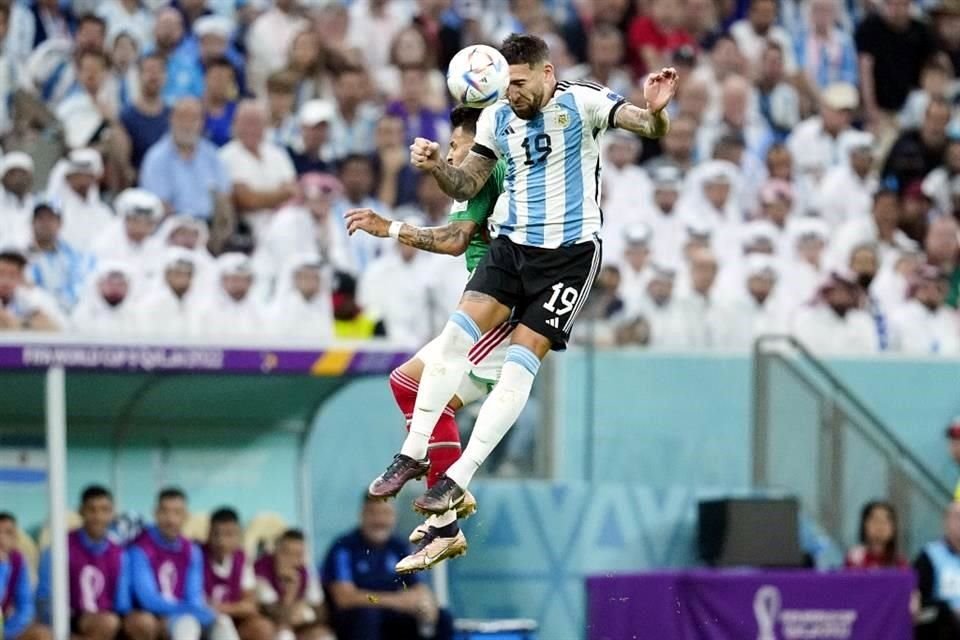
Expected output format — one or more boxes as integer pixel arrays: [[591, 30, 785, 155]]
[[428, 413, 461, 487], [389, 369, 462, 488]]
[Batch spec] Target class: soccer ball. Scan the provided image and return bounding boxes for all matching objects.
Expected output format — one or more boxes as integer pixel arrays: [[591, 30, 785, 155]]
[[446, 45, 510, 109]]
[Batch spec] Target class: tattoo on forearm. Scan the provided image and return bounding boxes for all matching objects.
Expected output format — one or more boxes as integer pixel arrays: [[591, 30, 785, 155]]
[[615, 104, 671, 139], [429, 153, 497, 201], [400, 221, 475, 255]]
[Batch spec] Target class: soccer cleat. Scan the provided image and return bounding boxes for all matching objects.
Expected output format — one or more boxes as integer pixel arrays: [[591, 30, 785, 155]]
[[367, 454, 430, 500], [396, 529, 468, 574], [413, 475, 467, 515], [408, 490, 478, 543]]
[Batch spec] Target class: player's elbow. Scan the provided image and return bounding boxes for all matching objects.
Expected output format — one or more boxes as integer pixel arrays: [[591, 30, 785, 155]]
[[449, 239, 469, 256]]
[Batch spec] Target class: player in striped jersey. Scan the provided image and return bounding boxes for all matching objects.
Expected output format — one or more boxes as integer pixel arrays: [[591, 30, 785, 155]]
[[368, 34, 677, 564], [346, 106, 510, 571]]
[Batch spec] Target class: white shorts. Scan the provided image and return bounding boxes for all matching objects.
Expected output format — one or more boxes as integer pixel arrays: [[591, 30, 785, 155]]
[[415, 321, 514, 389]]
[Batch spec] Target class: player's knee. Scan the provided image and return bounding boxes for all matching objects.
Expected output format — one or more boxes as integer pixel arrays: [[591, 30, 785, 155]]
[[123, 612, 159, 640], [396, 357, 424, 381]]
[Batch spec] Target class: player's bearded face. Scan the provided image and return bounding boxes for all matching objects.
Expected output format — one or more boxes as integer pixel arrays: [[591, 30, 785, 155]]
[[507, 63, 550, 120]]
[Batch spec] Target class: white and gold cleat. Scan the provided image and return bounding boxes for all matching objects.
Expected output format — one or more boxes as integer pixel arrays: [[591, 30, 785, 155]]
[[408, 490, 478, 544], [396, 529, 468, 574]]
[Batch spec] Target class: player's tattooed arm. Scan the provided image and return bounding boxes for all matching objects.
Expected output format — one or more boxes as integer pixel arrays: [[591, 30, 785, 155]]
[[402, 220, 478, 255], [429, 152, 498, 201], [344, 208, 478, 255], [614, 103, 671, 139]]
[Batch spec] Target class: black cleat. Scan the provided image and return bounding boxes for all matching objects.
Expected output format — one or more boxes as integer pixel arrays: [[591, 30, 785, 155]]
[[413, 475, 466, 515], [367, 454, 430, 500]]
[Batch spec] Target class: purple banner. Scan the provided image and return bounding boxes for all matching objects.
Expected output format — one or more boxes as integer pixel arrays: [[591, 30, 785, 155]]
[[587, 570, 915, 640], [0, 343, 413, 376]]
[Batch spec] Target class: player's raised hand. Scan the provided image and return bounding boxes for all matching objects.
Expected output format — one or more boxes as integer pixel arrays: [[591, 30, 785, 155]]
[[344, 208, 389, 237], [410, 137, 442, 171], [644, 67, 679, 114]]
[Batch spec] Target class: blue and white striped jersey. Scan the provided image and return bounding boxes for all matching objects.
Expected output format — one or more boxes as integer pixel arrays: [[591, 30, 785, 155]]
[[472, 80, 626, 249]]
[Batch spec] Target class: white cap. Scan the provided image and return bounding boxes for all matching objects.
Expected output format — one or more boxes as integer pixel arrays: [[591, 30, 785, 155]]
[[741, 220, 779, 248], [194, 15, 233, 39], [744, 254, 778, 280], [1, 152, 33, 175], [217, 252, 254, 276], [116, 188, 163, 220], [624, 223, 652, 246], [699, 159, 737, 185], [650, 262, 677, 281], [651, 165, 683, 190], [163, 246, 196, 271], [821, 82, 859, 111], [839, 130, 875, 157], [790, 217, 830, 243], [299, 100, 335, 127], [66, 148, 103, 177]]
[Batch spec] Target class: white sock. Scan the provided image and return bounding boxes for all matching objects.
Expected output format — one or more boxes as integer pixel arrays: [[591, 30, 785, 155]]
[[446, 345, 540, 489], [401, 312, 480, 460]]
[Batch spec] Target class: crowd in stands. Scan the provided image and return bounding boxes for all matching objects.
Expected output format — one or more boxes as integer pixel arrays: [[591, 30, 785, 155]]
[[0, 0, 957, 353], [0, 485, 451, 640]]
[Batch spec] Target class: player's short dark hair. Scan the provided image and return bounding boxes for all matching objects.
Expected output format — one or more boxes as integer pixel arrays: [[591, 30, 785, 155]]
[[77, 13, 107, 32], [157, 486, 187, 504], [450, 106, 482, 135], [500, 33, 550, 67], [0, 512, 16, 525], [210, 507, 240, 526], [0, 250, 27, 269], [278, 528, 305, 544], [80, 485, 113, 505]]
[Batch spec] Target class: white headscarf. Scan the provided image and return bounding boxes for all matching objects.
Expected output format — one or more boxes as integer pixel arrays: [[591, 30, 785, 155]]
[[264, 251, 335, 345]]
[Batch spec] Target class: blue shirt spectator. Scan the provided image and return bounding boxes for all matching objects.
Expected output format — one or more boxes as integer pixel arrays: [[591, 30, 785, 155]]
[[26, 203, 95, 311], [321, 499, 451, 640], [120, 53, 171, 170], [140, 98, 231, 221]]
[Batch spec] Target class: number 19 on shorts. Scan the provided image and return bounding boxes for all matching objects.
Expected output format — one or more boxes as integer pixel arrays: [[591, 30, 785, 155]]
[[542, 283, 579, 316]]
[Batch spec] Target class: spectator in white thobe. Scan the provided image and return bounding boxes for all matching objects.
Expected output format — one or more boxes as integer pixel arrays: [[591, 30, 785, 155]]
[[828, 187, 918, 271], [358, 220, 448, 348], [264, 253, 335, 344], [642, 166, 686, 264], [813, 131, 878, 227], [0, 153, 36, 246], [890, 265, 960, 355], [786, 82, 859, 197], [713, 254, 787, 350], [133, 247, 199, 338], [617, 224, 654, 314], [90, 188, 163, 283], [194, 253, 265, 339], [71, 260, 137, 336], [790, 271, 879, 354], [631, 264, 704, 348], [46, 149, 115, 253]]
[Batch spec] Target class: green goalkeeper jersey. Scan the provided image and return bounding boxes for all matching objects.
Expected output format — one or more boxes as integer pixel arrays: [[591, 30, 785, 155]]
[[446, 159, 507, 272]]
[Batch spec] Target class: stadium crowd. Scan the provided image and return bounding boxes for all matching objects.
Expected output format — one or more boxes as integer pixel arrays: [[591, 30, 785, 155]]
[[1, 485, 452, 640], [0, 0, 956, 354]]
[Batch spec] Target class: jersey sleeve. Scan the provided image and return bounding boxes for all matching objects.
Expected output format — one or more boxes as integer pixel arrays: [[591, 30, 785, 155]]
[[571, 83, 627, 132], [471, 104, 501, 159], [449, 160, 506, 225]]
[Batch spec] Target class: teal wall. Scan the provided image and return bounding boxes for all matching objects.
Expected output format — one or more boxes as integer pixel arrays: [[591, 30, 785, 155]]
[[3, 351, 960, 640]]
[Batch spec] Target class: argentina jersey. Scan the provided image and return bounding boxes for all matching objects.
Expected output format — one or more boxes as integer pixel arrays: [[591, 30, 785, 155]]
[[472, 81, 627, 249]]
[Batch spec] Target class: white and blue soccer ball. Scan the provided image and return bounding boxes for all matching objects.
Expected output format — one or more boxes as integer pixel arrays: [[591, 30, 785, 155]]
[[446, 44, 510, 108]]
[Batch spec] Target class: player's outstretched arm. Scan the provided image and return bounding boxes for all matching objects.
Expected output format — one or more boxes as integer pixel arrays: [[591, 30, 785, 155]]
[[613, 67, 678, 139], [410, 137, 497, 201], [345, 208, 479, 256]]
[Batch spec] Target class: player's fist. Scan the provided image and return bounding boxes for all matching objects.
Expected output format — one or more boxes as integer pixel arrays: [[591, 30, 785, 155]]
[[410, 137, 442, 171], [644, 67, 679, 114], [344, 208, 390, 237]]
